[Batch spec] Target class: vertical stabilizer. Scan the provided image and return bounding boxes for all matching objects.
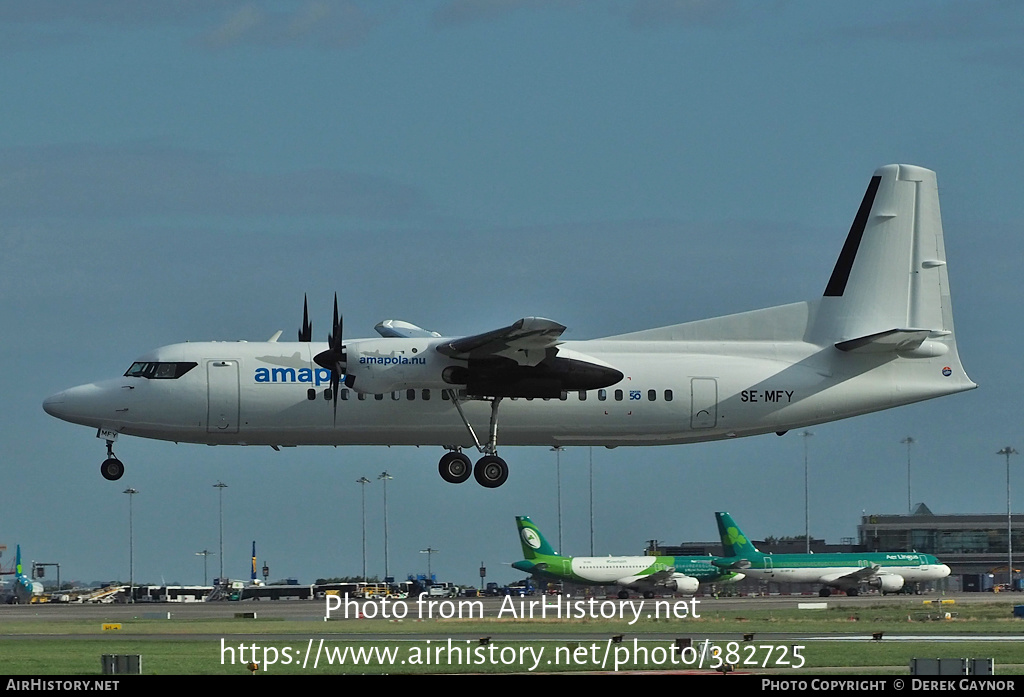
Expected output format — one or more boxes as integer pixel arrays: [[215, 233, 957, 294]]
[[812, 165, 957, 345], [716, 512, 762, 558], [515, 516, 559, 560]]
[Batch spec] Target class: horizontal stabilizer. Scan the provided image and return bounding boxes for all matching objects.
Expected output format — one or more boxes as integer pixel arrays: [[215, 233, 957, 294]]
[[835, 328, 932, 354]]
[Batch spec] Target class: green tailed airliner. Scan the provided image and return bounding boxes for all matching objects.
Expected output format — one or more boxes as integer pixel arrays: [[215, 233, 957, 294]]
[[713, 512, 950, 597], [512, 516, 742, 598]]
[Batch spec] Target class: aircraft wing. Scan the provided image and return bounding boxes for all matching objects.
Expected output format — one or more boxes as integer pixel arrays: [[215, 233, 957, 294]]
[[617, 568, 676, 587], [712, 558, 752, 570], [820, 564, 881, 586], [435, 317, 566, 367]]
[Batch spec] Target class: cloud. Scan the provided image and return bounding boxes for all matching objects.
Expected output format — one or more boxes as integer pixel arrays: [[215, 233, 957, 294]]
[[199, 1, 379, 49], [625, 0, 743, 29], [0, 142, 429, 220], [432, 0, 574, 27]]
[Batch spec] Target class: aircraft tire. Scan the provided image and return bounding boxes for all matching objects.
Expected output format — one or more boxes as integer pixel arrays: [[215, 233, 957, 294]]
[[618, 590, 629, 600], [438, 452, 472, 484], [846, 588, 859, 597], [101, 458, 125, 481], [819, 588, 831, 597], [643, 591, 655, 599], [474, 456, 508, 488]]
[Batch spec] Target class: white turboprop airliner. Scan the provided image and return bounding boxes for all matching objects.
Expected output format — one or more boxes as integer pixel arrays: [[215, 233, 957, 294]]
[[44, 165, 975, 488]]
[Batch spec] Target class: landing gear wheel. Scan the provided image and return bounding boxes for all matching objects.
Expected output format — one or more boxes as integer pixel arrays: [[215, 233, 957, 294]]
[[101, 458, 125, 481], [438, 452, 473, 484], [643, 591, 655, 599], [618, 590, 629, 600], [846, 588, 859, 597], [818, 588, 832, 597], [473, 455, 508, 488]]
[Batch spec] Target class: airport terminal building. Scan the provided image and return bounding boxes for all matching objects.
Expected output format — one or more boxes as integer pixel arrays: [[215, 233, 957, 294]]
[[858, 504, 1024, 591]]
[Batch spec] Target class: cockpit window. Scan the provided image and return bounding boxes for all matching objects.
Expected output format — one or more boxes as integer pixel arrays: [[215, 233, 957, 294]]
[[124, 362, 198, 379]]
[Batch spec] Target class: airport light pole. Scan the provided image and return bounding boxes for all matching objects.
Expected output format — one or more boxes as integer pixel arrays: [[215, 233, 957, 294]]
[[589, 447, 594, 556], [802, 431, 813, 554], [123, 488, 138, 603], [213, 481, 228, 584], [379, 471, 393, 583], [195, 550, 214, 586], [356, 477, 371, 582], [551, 446, 564, 553], [420, 547, 439, 582], [902, 436, 916, 514], [998, 447, 1018, 589]]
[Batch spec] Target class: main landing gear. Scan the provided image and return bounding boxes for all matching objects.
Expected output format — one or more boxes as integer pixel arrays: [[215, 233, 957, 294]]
[[100, 440, 125, 481], [438, 393, 510, 488]]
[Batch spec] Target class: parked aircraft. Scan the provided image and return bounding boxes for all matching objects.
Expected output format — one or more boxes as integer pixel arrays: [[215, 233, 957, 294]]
[[511, 515, 741, 598], [713, 512, 950, 596], [1, 546, 44, 604], [43, 165, 974, 487]]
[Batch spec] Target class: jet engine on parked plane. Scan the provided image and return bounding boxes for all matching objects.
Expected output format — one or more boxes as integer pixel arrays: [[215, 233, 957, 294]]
[[867, 575, 904, 593], [662, 574, 700, 595]]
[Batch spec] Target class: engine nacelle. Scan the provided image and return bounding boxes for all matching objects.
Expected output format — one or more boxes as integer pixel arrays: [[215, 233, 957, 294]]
[[343, 338, 462, 394], [868, 574, 904, 593], [342, 339, 624, 397], [664, 574, 699, 595]]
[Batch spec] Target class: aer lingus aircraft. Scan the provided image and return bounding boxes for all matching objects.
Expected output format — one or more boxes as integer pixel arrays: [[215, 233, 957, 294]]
[[511, 516, 741, 598], [1, 546, 44, 604], [713, 512, 950, 597], [44, 164, 974, 487]]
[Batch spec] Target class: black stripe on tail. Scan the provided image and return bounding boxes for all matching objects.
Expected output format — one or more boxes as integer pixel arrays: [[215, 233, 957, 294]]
[[823, 175, 882, 297]]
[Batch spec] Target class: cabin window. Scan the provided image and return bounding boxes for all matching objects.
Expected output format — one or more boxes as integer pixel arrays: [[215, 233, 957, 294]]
[[559, 391, 568, 401], [664, 389, 673, 401], [375, 394, 384, 401], [422, 389, 430, 400], [598, 389, 606, 401], [307, 389, 316, 401], [614, 389, 623, 401], [358, 393, 367, 401], [578, 390, 587, 401], [407, 389, 416, 401], [340, 389, 349, 401], [648, 389, 656, 401]]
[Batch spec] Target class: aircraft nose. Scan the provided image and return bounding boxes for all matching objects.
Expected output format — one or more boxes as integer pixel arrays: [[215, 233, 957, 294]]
[[42, 382, 122, 427], [42, 391, 67, 418]]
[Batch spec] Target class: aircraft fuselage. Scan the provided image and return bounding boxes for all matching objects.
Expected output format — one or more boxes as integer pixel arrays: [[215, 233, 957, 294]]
[[43, 333, 971, 449]]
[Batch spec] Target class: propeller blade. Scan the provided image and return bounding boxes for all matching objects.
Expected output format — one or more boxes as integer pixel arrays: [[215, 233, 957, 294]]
[[311, 293, 348, 425], [298, 294, 313, 342]]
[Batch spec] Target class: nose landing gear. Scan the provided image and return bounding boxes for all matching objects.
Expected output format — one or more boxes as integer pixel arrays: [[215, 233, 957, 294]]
[[100, 440, 125, 481]]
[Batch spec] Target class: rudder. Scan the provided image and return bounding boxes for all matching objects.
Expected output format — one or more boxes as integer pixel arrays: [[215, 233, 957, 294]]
[[516, 516, 559, 560], [716, 512, 761, 558], [813, 164, 957, 346]]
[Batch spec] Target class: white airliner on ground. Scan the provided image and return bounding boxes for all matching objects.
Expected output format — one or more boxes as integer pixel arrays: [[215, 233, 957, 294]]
[[44, 165, 974, 487]]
